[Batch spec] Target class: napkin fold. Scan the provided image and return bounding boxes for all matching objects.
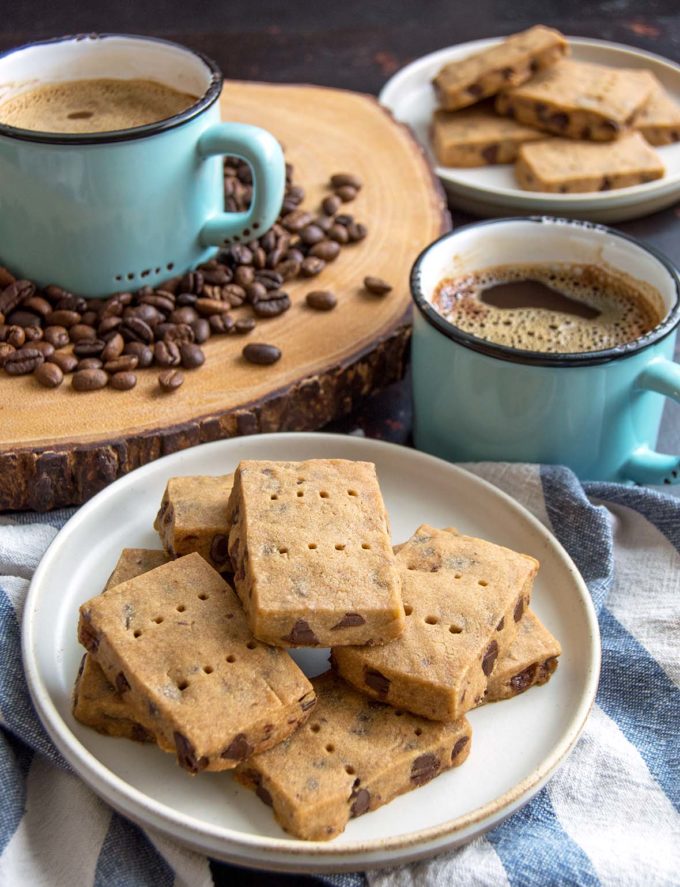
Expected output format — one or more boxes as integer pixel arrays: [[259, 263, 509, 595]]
[[0, 465, 678, 887]]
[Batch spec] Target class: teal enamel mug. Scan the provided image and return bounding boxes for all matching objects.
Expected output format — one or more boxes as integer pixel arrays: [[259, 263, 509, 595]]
[[410, 217, 680, 484], [0, 34, 286, 296]]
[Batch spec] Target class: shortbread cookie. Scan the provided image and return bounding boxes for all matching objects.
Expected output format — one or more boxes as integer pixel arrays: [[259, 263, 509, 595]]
[[332, 525, 538, 721], [485, 609, 561, 702], [433, 26, 567, 111], [73, 548, 169, 740], [154, 474, 234, 572], [515, 132, 664, 193], [78, 553, 316, 773], [235, 671, 472, 841], [225, 460, 404, 648], [74, 653, 156, 742], [496, 60, 656, 140], [432, 104, 544, 166], [635, 79, 680, 146]]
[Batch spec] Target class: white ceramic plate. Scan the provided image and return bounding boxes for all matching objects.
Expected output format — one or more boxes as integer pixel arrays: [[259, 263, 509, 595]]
[[23, 433, 600, 872], [380, 37, 680, 222]]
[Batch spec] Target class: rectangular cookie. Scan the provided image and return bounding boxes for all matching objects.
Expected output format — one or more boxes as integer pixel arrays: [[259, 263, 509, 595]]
[[225, 460, 404, 648], [432, 104, 545, 167], [515, 132, 665, 193], [154, 474, 234, 572], [73, 548, 169, 743], [634, 79, 680, 146], [332, 525, 538, 722], [78, 553, 316, 773], [496, 60, 656, 140], [433, 26, 568, 112], [485, 609, 561, 702], [235, 671, 472, 841]]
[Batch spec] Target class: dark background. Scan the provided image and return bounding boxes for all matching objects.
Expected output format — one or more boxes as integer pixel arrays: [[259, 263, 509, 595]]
[[1, 1, 679, 882]]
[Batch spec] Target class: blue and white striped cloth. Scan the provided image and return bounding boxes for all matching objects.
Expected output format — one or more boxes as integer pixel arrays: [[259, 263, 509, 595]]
[[0, 463, 678, 887]]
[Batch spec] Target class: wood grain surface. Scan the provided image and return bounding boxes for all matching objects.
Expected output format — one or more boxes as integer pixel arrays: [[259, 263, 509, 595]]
[[0, 81, 449, 510]]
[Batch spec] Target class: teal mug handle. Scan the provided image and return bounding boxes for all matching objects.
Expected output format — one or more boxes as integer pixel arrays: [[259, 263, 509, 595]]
[[624, 357, 680, 485], [198, 122, 285, 247]]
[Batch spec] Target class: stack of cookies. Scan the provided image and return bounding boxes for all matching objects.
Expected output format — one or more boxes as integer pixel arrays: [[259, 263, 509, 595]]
[[74, 458, 561, 841], [431, 25, 679, 192]]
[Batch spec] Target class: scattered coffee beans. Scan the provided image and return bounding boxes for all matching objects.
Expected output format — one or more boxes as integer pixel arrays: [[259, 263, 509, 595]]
[[35, 361, 63, 388], [306, 291, 337, 311], [0, 156, 381, 393], [158, 368, 184, 391], [363, 276, 393, 296], [243, 343, 282, 366]]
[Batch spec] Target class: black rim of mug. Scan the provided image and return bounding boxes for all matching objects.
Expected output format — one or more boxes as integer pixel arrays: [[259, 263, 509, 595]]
[[410, 216, 680, 368], [0, 33, 223, 145]]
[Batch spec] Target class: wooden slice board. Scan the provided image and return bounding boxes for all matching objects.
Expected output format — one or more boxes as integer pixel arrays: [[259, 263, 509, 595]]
[[0, 82, 448, 511]]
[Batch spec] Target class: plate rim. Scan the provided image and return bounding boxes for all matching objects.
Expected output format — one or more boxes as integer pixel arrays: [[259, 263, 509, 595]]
[[379, 35, 680, 205], [21, 432, 601, 865]]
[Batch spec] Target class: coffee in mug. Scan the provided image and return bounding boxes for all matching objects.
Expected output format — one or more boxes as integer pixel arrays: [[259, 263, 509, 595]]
[[431, 262, 665, 354], [0, 78, 199, 133]]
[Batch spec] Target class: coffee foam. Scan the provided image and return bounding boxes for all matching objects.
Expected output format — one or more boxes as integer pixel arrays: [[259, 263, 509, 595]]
[[0, 78, 198, 134], [432, 262, 665, 354]]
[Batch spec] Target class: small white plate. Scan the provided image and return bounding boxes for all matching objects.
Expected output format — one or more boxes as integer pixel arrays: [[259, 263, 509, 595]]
[[23, 433, 600, 872], [380, 37, 680, 222]]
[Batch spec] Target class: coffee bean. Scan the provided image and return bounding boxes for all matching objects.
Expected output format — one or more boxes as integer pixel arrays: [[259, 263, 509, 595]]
[[322, 194, 341, 216], [306, 290, 337, 311], [251, 246, 267, 270], [23, 325, 43, 343], [228, 244, 253, 266], [127, 303, 163, 327], [77, 358, 103, 370], [195, 297, 230, 316], [35, 361, 63, 388], [209, 313, 236, 334], [0, 267, 15, 288], [104, 354, 138, 373], [23, 296, 52, 318], [176, 292, 197, 307], [180, 342, 205, 369], [246, 282, 268, 304], [255, 270, 284, 291], [73, 338, 104, 357], [330, 172, 363, 190], [179, 271, 204, 294], [43, 325, 70, 348], [300, 256, 325, 277], [31, 340, 55, 359], [1, 324, 25, 348], [286, 247, 305, 263], [253, 291, 291, 318], [81, 310, 98, 327], [7, 309, 41, 328], [97, 316, 123, 338], [158, 368, 184, 391], [100, 332, 124, 362], [0, 279, 33, 316], [347, 222, 368, 242], [4, 348, 44, 375], [363, 276, 393, 296], [328, 224, 349, 244], [69, 323, 96, 343], [48, 352, 78, 373], [170, 306, 198, 325], [281, 209, 314, 232], [124, 342, 153, 368], [191, 318, 211, 344], [140, 292, 175, 313], [310, 240, 341, 262], [234, 317, 256, 334], [243, 342, 281, 365], [121, 316, 154, 344], [155, 340, 181, 367], [0, 342, 15, 367], [223, 284, 246, 307], [46, 309, 81, 328], [275, 259, 301, 284], [202, 268, 232, 286], [300, 224, 325, 246], [335, 184, 358, 202], [163, 323, 195, 345], [110, 371, 137, 390]]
